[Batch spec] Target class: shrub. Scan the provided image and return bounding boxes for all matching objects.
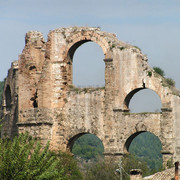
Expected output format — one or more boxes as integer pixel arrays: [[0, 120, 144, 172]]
[[122, 154, 149, 178], [148, 71, 152, 77], [83, 154, 150, 180], [165, 78, 175, 87], [153, 67, 165, 77], [84, 158, 119, 180]]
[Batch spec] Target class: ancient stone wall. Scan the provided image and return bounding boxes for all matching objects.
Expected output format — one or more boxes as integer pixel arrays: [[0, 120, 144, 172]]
[[1, 61, 18, 137], [2, 27, 180, 165]]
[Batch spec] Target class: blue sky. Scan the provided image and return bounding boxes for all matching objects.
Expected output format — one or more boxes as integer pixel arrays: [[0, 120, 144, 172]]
[[1, 0, 180, 111]]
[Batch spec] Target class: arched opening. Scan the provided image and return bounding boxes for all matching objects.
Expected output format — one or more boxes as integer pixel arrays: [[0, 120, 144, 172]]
[[68, 133, 104, 162], [125, 88, 162, 113], [5, 85, 12, 110], [10, 106, 18, 137], [69, 41, 105, 87], [125, 132, 163, 173]]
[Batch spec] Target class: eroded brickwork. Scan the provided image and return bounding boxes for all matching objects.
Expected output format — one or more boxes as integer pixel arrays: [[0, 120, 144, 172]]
[[2, 27, 180, 165]]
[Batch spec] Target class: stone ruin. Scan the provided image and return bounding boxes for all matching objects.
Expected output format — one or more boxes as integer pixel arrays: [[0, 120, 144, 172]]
[[2, 27, 180, 165]]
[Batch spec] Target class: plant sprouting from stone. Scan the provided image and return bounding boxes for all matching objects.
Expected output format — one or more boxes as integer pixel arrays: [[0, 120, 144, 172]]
[[148, 71, 152, 77], [153, 67, 175, 87], [165, 78, 175, 87], [153, 67, 165, 77]]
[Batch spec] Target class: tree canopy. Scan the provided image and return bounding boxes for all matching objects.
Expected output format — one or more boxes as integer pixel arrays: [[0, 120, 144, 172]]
[[0, 133, 82, 180]]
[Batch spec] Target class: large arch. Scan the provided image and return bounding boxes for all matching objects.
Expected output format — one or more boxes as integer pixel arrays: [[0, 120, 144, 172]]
[[63, 31, 112, 87], [70, 41, 105, 87], [65, 30, 111, 59], [67, 132, 104, 153], [124, 87, 162, 111], [66, 132, 105, 163], [67, 132, 87, 152], [124, 131, 146, 153], [124, 131, 163, 171], [124, 131, 162, 153]]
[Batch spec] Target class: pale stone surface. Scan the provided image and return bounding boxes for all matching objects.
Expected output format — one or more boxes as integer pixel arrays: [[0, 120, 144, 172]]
[[1, 27, 180, 165]]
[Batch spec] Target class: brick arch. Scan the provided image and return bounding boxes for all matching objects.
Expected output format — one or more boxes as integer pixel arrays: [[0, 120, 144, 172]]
[[123, 87, 162, 110], [64, 31, 112, 60], [60, 30, 113, 87], [66, 132, 104, 152]]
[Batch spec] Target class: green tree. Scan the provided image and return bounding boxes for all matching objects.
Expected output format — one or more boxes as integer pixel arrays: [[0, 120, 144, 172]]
[[52, 151, 83, 180], [0, 133, 82, 180]]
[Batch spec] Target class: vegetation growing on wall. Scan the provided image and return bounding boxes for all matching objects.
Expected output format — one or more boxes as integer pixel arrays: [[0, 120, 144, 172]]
[[69, 85, 104, 93], [153, 67, 165, 77], [133, 45, 141, 51], [153, 66, 175, 87], [165, 78, 175, 87], [147, 71, 152, 77]]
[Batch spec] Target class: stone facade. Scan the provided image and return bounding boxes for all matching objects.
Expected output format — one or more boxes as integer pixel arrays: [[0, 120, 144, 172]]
[[2, 27, 180, 165]]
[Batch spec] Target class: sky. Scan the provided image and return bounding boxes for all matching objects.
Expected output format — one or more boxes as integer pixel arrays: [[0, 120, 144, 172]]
[[0, 0, 180, 112]]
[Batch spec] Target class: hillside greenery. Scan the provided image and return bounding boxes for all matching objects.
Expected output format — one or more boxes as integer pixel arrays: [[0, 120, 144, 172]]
[[72, 134, 104, 161], [129, 132, 163, 172], [153, 66, 175, 87]]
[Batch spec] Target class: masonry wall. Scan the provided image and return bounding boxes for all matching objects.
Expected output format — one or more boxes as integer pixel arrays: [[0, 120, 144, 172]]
[[1, 61, 18, 137], [2, 27, 180, 165]]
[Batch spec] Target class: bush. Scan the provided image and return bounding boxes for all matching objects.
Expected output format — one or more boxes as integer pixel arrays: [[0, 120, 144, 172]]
[[153, 67, 165, 77], [84, 157, 119, 180], [153, 67, 175, 87], [165, 78, 175, 87], [83, 154, 150, 180], [0, 133, 82, 180], [147, 71, 152, 77], [122, 154, 149, 178]]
